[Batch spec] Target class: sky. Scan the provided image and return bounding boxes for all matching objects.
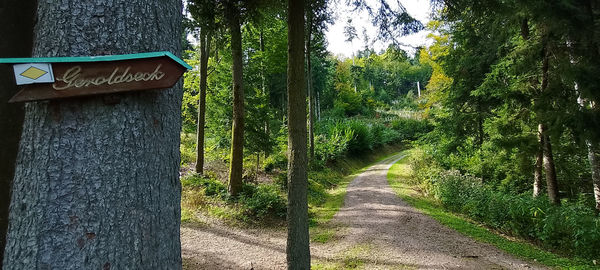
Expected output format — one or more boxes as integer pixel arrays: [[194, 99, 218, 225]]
[[325, 0, 432, 58]]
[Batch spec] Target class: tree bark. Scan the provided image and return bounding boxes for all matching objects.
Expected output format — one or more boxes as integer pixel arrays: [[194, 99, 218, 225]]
[[195, 28, 211, 175], [0, 1, 36, 267], [260, 29, 266, 95], [287, 0, 310, 269], [3, 1, 183, 269], [317, 90, 321, 120], [533, 132, 544, 197], [226, 1, 244, 197], [588, 142, 600, 211], [306, 12, 315, 163], [539, 39, 560, 205], [539, 124, 560, 205], [260, 29, 270, 162]]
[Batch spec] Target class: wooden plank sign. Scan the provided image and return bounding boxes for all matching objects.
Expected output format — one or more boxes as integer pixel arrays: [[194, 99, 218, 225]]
[[0, 51, 192, 103]]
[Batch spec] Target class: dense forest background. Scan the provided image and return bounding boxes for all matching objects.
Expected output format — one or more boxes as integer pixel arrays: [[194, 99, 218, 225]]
[[179, 0, 599, 262]]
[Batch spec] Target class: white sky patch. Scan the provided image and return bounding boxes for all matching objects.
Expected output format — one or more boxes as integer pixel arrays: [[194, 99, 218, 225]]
[[325, 0, 432, 58]]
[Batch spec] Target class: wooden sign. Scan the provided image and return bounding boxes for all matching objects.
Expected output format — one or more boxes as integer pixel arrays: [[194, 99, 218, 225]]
[[0, 51, 192, 103]]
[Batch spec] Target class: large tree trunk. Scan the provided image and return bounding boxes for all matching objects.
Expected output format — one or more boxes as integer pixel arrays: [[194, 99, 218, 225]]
[[533, 133, 544, 197], [306, 14, 315, 163], [286, 0, 310, 268], [0, 1, 36, 266], [195, 28, 211, 175], [226, 1, 244, 197], [3, 1, 183, 269]]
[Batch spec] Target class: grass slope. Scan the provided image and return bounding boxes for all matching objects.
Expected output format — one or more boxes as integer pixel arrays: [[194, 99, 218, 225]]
[[387, 151, 596, 270]]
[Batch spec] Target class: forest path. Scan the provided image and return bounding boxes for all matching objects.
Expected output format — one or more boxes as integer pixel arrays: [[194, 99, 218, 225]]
[[312, 153, 545, 269], [181, 153, 546, 269]]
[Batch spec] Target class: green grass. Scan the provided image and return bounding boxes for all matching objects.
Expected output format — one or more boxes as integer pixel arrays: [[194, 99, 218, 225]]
[[312, 244, 372, 270], [309, 173, 352, 243], [387, 151, 597, 270]]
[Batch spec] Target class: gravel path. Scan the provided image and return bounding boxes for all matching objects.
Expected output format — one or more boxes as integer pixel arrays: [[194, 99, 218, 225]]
[[181, 153, 547, 269]]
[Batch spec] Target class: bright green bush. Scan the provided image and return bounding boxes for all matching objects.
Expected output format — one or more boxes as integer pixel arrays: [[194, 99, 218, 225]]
[[181, 174, 228, 198], [390, 118, 432, 141], [180, 133, 197, 166], [264, 151, 287, 172], [346, 120, 373, 154], [239, 183, 287, 218], [314, 123, 354, 163], [429, 169, 600, 260]]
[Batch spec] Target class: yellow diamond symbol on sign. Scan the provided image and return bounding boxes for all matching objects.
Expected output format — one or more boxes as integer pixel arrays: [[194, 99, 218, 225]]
[[20, 66, 48, 80]]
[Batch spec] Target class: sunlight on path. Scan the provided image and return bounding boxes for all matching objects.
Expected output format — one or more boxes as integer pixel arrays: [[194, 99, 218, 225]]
[[181, 153, 546, 269], [311, 153, 546, 270]]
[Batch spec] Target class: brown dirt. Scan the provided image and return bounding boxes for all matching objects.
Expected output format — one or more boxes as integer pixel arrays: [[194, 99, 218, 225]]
[[181, 153, 547, 269]]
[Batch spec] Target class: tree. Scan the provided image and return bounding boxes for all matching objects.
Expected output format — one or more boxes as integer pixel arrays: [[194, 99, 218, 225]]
[[0, 1, 36, 266], [305, 0, 331, 163], [3, 1, 184, 268], [431, 0, 600, 203], [189, 0, 217, 175], [346, 0, 423, 47], [195, 29, 211, 175], [225, 0, 245, 196], [286, 0, 310, 268]]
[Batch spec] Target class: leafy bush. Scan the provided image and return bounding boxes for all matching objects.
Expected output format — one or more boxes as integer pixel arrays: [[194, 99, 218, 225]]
[[181, 89, 198, 129], [314, 122, 354, 163], [429, 169, 600, 260], [264, 151, 287, 172], [239, 183, 287, 218], [181, 174, 228, 198], [390, 118, 432, 141], [180, 133, 197, 166], [346, 120, 373, 154]]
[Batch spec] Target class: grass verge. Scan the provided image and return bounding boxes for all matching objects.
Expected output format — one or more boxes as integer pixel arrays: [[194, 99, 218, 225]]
[[386, 151, 596, 270]]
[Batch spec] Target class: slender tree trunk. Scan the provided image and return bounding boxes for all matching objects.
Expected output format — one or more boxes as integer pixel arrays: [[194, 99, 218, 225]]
[[260, 29, 270, 160], [539, 124, 560, 205], [226, 1, 244, 197], [260, 30, 266, 95], [317, 90, 321, 120], [539, 36, 560, 205], [477, 99, 484, 148], [581, 1, 600, 211], [588, 141, 600, 211], [0, 1, 36, 266], [533, 131, 544, 197], [3, 1, 183, 269], [287, 0, 310, 269], [521, 17, 545, 198], [196, 29, 211, 175], [306, 13, 315, 163], [256, 153, 260, 176]]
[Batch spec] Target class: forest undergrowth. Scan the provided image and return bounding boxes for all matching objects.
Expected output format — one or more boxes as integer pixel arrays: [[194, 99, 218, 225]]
[[179, 115, 426, 228]]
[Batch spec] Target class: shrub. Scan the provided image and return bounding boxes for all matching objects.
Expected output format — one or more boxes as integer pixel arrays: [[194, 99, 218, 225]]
[[314, 122, 354, 163], [181, 174, 227, 198], [346, 120, 373, 154], [180, 133, 197, 166], [430, 168, 600, 260], [239, 183, 287, 218], [264, 151, 287, 172], [390, 118, 432, 141]]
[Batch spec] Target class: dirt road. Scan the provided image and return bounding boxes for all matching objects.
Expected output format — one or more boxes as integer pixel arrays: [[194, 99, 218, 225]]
[[181, 153, 545, 269]]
